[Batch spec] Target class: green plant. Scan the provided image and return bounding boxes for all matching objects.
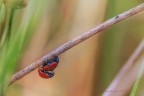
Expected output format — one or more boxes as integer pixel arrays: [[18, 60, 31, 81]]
[[0, 0, 49, 95]]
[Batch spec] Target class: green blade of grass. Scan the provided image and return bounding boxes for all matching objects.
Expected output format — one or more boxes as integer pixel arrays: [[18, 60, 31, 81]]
[[0, 0, 3, 8], [130, 59, 144, 96], [0, 0, 50, 95]]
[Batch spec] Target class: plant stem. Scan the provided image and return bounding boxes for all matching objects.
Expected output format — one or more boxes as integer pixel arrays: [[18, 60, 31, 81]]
[[9, 3, 144, 85], [103, 39, 144, 96], [130, 59, 144, 96], [7, 8, 15, 41]]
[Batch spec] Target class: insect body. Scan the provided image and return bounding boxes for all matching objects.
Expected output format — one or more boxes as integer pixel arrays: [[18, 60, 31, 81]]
[[42, 56, 59, 71], [38, 68, 54, 78], [38, 56, 59, 79]]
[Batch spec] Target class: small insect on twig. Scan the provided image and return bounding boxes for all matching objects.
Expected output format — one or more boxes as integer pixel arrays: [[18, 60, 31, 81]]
[[9, 3, 144, 85]]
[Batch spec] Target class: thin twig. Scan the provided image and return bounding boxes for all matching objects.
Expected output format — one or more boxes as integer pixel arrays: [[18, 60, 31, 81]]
[[9, 3, 144, 85], [103, 39, 144, 96]]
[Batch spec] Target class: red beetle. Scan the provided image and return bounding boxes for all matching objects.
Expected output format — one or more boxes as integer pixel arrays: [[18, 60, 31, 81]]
[[42, 62, 58, 71], [38, 68, 54, 79], [42, 56, 59, 71]]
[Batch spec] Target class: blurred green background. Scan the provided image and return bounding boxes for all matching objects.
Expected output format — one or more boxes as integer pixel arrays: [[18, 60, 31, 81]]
[[0, 0, 144, 96]]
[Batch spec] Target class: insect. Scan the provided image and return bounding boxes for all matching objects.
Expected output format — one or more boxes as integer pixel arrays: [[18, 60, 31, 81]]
[[42, 56, 59, 71], [38, 68, 54, 78], [38, 56, 59, 79]]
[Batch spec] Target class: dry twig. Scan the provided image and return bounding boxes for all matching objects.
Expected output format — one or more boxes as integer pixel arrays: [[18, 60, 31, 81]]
[[9, 3, 144, 85]]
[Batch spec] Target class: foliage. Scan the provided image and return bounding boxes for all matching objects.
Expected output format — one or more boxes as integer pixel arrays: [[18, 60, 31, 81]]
[[0, 0, 49, 95]]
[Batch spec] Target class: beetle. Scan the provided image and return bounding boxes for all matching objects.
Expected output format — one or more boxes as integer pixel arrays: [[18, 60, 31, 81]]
[[48, 56, 59, 63], [42, 56, 59, 71], [38, 68, 54, 78]]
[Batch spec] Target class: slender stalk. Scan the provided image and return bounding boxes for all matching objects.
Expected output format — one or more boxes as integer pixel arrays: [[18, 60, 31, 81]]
[[9, 3, 144, 85], [7, 8, 15, 40], [0, 0, 3, 8], [103, 39, 144, 96], [130, 59, 144, 96], [0, 7, 15, 48]]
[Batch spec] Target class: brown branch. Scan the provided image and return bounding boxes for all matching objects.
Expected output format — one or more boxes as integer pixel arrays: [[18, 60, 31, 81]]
[[9, 3, 144, 85], [103, 39, 144, 96]]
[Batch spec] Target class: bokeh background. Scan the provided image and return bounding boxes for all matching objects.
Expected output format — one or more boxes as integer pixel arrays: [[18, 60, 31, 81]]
[[0, 0, 144, 96]]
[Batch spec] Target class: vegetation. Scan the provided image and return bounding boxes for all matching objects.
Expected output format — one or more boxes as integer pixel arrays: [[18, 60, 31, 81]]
[[0, 0, 144, 96]]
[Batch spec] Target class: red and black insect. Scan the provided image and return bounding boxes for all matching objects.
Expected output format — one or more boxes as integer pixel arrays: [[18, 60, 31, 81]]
[[38, 56, 59, 79], [38, 68, 54, 78], [42, 56, 59, 71]]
